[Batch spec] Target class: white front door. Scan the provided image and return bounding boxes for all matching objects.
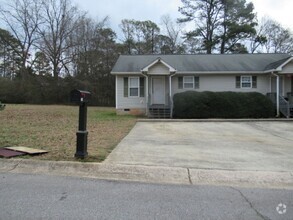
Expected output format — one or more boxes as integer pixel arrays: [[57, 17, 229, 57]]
[[152, 77, 165, 104]]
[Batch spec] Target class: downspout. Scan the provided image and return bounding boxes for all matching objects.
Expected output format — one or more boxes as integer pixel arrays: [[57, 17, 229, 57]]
[[272, 72, 280, 117]]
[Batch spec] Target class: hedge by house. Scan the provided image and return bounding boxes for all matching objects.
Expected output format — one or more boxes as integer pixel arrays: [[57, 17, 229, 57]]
[[173, 91, 275, 118]]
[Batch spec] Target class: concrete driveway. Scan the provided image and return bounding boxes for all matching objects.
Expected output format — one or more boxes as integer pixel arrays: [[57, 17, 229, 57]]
[[105, 121, 293, 172]]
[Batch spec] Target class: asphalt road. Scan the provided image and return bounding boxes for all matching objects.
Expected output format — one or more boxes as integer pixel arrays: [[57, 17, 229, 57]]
[[0, 173, 292, 220]]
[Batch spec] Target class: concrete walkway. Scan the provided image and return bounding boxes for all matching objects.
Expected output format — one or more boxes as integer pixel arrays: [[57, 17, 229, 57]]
[[105, 121, 293, 172]]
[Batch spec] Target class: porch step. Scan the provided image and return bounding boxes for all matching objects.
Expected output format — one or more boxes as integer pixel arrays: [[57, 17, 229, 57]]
[[149, 107, 171, 119]]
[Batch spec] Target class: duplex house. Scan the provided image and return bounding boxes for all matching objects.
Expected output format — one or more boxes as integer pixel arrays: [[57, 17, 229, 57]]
[[111, 54, 293, 118]]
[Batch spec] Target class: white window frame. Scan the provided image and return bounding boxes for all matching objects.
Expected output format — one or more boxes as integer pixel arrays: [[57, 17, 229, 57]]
[[183, 76, 194, 89], [241, 76, 252, 89], [129, 77, 140, 97]]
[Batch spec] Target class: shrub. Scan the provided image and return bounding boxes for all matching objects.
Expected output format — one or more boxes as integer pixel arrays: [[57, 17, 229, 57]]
[[173, 91, 275, 118]]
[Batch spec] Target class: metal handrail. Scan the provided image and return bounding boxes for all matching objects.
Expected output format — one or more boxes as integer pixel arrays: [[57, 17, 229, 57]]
[[267, 93, 290, 118], [279, 95, 290, 118]]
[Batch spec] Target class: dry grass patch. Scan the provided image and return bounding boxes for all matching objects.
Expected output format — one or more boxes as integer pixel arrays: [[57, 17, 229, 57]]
[[0, 104, 137, 162]]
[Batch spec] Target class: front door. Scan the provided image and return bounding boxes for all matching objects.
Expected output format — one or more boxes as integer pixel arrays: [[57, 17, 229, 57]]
[[152, 77, 165, 104]]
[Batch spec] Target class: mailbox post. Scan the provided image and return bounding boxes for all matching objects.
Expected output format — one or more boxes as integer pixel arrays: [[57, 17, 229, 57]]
[[70, 89, 91, 159]]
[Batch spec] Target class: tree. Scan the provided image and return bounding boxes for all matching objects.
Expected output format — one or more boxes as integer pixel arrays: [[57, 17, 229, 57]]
[[37, 0, 84, 79], [219, 0, 257, 54], [70, 17, 118, 105], [160, 15, 185, 54], [119, 19, 135, 54], [0, 28, 22, 79], [178, 0, 258, 54], [179, 0, 223, 54], [33, 51, 52, 76], [258, 18, 293, 54], [0, 0, 42, 77], [120, 19, 160, 54]]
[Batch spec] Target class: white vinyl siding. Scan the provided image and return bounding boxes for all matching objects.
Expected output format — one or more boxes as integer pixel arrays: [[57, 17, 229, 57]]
[[148, 63, 170, 75], [116, 76, 146, 109], [172, 75, 270, 96]]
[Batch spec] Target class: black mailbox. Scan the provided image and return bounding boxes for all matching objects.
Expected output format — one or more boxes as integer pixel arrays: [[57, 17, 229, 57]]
[[70, 89, 91, 104], [70, 89, 91, 159]]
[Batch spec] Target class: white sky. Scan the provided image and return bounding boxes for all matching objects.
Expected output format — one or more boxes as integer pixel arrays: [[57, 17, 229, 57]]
[[72, 0, 293, 38]]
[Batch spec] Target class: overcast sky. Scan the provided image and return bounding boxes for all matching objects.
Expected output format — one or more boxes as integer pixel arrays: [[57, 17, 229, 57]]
[[72, 0, 293, 39]]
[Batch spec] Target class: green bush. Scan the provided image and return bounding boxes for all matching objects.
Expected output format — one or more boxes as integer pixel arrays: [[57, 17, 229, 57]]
[[173, 91, 275, 118]]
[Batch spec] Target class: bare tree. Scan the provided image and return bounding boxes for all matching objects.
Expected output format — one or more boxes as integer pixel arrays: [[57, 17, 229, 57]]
[[0, 0, 42, 77], [160, 14, 184, 54], [37, 0, 84, 79], [259, 18, 293, 54]]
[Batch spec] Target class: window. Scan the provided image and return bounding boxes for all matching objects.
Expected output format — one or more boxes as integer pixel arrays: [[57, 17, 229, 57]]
[[129, 77, 139, 97], [241, 76, 252, 88], [123, 77, 145, 97], [183, 76, 194, 89], [236, 76, 257, 89], [178, 76, 200, 89]]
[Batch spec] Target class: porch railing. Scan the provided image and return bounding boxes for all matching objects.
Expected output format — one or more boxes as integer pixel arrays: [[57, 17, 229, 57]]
[[279, 95, 290, 118], [147, 93, 151, 115], [168, 95, 173, 118], [267, 93, 291, 118]]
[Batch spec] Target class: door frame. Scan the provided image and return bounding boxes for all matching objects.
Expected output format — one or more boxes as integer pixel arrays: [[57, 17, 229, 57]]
[[151, 76, 165, 105]]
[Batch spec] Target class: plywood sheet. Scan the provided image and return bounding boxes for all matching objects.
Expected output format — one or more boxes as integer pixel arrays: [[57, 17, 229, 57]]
[[0, 148, 26, 158], [5, 146, 48, 155]]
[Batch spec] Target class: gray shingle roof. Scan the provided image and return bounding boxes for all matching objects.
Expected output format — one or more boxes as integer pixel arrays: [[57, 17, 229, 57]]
[[111, 54, 292, 73]]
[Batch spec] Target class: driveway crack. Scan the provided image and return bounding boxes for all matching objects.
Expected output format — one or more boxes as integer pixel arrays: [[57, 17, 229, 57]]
[[230, 187, 271, 220], [187, 168, 193, 185]]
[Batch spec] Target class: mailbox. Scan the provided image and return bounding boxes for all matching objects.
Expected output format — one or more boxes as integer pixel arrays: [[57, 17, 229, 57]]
[[70, 89, 91, 104], [69, 89, 91, 159]]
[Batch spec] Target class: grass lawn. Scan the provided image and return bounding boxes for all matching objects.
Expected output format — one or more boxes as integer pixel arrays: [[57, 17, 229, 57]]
[[0, 104, 137, 162]]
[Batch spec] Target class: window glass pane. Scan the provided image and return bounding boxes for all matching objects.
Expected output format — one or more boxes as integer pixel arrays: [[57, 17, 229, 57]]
[[130, 88, 138, 96], [241, 76, 251, 88], [184, 83, 194, 88], [139, 77, 144, 97], [184, 76, 193, 83], [242, 83, 251, 88], [241, 76, 251, 82], [183, 76, 194, 89], [130, 78, 139, 87]]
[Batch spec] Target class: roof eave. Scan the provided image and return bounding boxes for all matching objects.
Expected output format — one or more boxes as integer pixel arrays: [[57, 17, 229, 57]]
[[176, 71, 267, 74], [111, 72, 142, 75], [275, 57, 293, 71]]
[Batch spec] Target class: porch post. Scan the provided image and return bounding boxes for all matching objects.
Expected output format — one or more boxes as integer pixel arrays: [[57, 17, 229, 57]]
[[269, 76, 271, 93], [145, 75, 149, 116], [276, 74, 280, 117]]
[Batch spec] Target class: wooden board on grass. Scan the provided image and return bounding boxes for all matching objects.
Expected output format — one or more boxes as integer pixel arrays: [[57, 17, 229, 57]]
[[5, 146, 48, 155]]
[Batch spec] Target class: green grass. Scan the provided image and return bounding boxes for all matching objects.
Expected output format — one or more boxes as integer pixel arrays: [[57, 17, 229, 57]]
[[0, 104, 137, 162]]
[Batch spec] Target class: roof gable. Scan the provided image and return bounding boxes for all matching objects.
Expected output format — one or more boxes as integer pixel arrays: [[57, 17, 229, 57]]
[[111, 54, 292, 74], [141, 57, 176, 73]]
